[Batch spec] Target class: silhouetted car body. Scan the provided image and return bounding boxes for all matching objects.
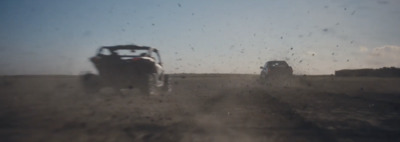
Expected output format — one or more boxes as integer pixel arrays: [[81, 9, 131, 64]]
[[82, 45, 170, 95], [260, 61, 293, 83]]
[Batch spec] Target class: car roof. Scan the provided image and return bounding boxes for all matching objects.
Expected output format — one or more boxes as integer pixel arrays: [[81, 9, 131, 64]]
[[100, 45, 158, 52]]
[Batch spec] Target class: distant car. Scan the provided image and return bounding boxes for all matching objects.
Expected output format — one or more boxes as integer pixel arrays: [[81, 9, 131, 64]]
[[81, 44, 170, 95], [259, 60, 293, 83]]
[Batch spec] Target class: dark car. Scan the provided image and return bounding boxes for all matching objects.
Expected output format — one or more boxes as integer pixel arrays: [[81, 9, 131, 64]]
[[259, 60, 293, 84], [81, 44, 170, 95]]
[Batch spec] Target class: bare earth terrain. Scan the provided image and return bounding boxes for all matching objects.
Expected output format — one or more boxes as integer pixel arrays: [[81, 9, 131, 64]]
[[1, 74, 400, 142]]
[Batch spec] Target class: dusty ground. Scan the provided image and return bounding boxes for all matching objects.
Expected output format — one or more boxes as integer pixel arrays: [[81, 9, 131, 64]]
[[0, 74, 400, 142]]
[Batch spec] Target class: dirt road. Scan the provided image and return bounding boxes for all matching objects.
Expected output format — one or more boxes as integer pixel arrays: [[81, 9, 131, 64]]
[[1, 75, 400, 142]]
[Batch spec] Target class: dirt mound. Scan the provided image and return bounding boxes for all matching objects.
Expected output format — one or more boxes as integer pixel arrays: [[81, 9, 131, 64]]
[[335, 67, 400, 77]]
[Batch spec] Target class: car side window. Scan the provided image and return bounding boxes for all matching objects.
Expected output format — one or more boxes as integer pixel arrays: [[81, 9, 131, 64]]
[[99, 49, 111, 56]]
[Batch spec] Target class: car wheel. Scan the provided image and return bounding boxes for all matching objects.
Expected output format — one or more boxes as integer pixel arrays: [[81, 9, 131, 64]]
[[264, 75, 273, 86], [162, 75, 172, 93], [141, 73, 158, 95], [259, 73, 266, 84]]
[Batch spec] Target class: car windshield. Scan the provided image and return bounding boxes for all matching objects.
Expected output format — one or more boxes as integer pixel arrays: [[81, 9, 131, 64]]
[[112, 49, 149, 57], [1, 1, 400, 142], [269, 61, 289, 67]]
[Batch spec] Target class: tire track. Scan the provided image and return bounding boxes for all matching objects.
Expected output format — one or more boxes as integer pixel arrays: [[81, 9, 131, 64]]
[[170, 85, 337, 142]]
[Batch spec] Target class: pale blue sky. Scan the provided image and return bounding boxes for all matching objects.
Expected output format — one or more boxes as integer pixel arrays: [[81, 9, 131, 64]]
[[1, 0, 400, 75]]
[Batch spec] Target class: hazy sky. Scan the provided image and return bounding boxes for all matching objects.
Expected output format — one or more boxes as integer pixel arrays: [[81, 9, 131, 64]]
[[1, 0, 400, 75]]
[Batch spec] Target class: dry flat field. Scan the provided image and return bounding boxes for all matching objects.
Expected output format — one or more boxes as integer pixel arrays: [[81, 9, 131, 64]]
[[1, 74, 400, 142]]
